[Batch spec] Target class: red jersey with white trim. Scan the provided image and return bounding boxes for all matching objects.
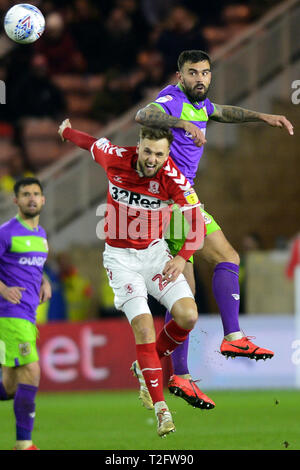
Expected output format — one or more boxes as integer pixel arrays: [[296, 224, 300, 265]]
[[90, 137, 201, 250]]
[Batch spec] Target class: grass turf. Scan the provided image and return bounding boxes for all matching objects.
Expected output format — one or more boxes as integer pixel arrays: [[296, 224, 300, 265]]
[[0, 389, 299, 450]]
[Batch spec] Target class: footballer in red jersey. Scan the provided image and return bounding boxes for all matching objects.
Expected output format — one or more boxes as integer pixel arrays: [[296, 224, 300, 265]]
[[58, 119, 210, 437]]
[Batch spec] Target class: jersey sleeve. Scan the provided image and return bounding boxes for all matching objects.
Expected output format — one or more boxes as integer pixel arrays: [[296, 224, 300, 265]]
[[205, 98, 215, 117], [163, 159, 201, 210], [0, 227, 9, 258], [62, 127, 128, 172], [90, 138, 129, 171], [151, 92, 182, 118]]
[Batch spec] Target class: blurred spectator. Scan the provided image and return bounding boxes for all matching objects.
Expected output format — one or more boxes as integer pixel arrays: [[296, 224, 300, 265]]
[[116, 0, 151, 45], [141, 0, 177, 27], [133, 49, 166, 99], [67, 0, 105, 74], [181, 0, 224, 25], [0, 148, 34, 194], [239, 232, 263, 313], [34, 11, 86, 75], [91, 48, 166, 123], [100, 7, 140, 74], [203, 3, 253, 53], [90, 70, 134, 123], [56, 252, 94, 322], [9, 53, 66, 121], [153, 5, 208, 75], [274, 235, 289, 250]]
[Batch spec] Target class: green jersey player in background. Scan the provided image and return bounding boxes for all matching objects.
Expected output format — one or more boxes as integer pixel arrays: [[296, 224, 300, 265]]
[[132, 50, 293, 410], [0, 177, 51, 450]]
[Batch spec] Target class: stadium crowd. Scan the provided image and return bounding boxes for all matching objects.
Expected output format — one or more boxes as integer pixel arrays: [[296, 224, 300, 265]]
[[0, 0, 281, 181]]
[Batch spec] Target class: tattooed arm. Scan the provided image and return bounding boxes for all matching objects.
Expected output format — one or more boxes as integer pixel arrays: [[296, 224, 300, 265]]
[[211, 103, 294, 135], [135, 104, 207, 147]]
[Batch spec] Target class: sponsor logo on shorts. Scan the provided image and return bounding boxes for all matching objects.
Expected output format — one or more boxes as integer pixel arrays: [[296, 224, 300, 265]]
[[19, 342, 31, 356], [19, 256, 46, 267]]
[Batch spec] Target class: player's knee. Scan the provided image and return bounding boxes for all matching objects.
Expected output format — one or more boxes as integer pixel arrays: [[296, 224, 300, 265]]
[[182, 307, 198, 330], [173, 305, 198, 330]]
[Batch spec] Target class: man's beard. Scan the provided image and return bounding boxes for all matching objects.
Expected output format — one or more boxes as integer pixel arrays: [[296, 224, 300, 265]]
[[184, 82, 209, 102], [22, 207, 41, 218]]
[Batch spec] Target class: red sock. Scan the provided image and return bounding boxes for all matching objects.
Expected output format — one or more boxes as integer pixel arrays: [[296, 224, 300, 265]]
[[156, 319, 191, 359], [136, 343, 164, 405]]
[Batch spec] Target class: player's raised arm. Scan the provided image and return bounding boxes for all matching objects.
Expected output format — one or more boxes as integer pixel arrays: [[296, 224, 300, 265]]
[[135, 104, 207, 147], [210, 104, 294, 135], [58, 119, 97, 149]]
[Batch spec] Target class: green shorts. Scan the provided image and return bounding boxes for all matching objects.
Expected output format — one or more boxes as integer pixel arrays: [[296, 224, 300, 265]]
[[165, 206, 221, 263], [0, 317, 39, 367]]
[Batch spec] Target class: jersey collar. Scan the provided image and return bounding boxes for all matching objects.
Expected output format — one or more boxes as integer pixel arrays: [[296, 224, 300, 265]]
[[16, 214, 39, 232]]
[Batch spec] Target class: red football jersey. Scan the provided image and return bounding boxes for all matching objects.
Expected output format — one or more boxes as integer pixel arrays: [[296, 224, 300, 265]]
[[90, 137, 202, 250]]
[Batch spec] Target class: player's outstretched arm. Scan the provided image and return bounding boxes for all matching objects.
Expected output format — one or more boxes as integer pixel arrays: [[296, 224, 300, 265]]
[[211, 103, 294, 135], [135, 104, 207, 147], [58, 118, 72, 140], [58, 119, 97, 149]]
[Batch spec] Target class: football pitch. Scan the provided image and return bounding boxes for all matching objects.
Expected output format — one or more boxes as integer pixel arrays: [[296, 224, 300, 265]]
[[0, 389, 299, 451]]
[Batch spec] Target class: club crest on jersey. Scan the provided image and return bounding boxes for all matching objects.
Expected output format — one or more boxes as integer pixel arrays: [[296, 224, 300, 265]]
[[184, 189, 199, 205], [148, 181, 160, 194], [155, 95, 173, 103]]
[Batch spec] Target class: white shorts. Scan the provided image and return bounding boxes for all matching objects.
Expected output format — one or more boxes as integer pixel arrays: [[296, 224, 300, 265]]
[[102, 239, 194, 323]]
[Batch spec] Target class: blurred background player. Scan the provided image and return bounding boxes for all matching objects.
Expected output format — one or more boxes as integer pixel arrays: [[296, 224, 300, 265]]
[[0, 177, 51, 450], [58, 119, 214, 436], [134, 49, 293, 408]]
